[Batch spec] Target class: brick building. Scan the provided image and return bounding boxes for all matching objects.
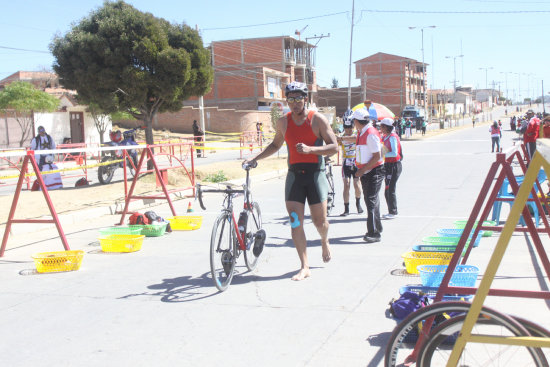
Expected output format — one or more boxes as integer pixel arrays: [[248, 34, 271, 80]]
[[183, 36, 318, 111], [354, 52, 427, 116]]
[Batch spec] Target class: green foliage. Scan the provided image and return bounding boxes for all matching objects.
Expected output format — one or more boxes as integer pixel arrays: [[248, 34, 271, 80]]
[[0, 81, 59, 146], [204, 170, 227, 183], [331, 77, 339, 88], [50, 0, 214, 145]]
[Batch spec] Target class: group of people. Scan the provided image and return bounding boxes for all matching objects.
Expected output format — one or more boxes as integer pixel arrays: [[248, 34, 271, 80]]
[[391, 116, 426, 139], [245, 82, 403, 281], [29, 126, 63, 190]]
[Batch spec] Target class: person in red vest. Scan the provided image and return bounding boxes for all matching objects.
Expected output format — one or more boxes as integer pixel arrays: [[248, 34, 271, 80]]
[[542, 114, 550, 138], [379, 118, 403, 219], [353, 109, 384, 243], [524, 110, 540, 159], [489, 121, 501, 153], [245, 81, 338, 281]]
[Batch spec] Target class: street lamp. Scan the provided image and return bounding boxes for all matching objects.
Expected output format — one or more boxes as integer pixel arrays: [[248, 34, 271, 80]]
[[478, 67, 494, 89], [446, 54, 463, 126], [409, 26, 436, 122], [514, 72, 522, 104], [500, 71, 512, 105]]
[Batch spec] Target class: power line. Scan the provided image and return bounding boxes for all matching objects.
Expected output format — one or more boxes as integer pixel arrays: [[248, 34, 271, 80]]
[[0, 45, 50, 54], [362, 9, 550, 14], [202, 11, 347, 31]]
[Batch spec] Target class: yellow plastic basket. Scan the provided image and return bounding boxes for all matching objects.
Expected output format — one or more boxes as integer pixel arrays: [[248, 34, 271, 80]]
[[167, 216, 203, 231], [401, 251, 454, 274], [32, 250, 84, 273], [99, 234, 145, 253]]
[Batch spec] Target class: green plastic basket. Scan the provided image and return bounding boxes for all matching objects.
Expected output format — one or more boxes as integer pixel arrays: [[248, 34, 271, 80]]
[[454, 220, 496, 237], [99, 226, 143, 236], [130, 222, 168, 237]]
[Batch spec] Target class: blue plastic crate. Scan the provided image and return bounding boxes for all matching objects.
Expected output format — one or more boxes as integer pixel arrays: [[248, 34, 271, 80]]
[[399, 285, 473, 301], [437, 228, 485, 238], [418, 265, 479, 287]]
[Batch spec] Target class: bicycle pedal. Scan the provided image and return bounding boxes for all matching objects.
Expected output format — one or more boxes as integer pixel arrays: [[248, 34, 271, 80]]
[[253, 229, 266, 257]]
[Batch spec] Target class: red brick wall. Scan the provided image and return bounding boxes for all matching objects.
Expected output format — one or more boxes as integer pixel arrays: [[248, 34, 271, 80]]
[[116, 107, 273, 134]]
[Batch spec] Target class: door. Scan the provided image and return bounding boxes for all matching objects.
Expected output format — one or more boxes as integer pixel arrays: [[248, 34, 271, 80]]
[[69, 112, 84, 143]]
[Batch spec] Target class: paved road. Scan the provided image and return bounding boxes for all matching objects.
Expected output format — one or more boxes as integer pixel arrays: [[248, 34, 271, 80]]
[[1, 119, 549, 366]]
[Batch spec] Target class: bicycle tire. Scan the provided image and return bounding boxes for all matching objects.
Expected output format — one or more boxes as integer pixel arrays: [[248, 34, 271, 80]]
[[384, 300, 544, 367], [210, 212, 237, 292], [417, 313, 548, 367], [244, 202, 262, 271], [326, 166, 335, 216], [98, 157, 115, 184], [128, 155, 138, 177]]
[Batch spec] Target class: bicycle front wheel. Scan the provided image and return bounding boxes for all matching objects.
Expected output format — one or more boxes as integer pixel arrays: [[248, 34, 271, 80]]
[[244, 202, 262, 271], [210, 213, 237, 292], [384, 301, 545, 367], [417, 314, 548, 367]]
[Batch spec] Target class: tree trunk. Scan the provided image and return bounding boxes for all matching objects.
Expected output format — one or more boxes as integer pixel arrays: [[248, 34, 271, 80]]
[[143, 114, 154, 170]]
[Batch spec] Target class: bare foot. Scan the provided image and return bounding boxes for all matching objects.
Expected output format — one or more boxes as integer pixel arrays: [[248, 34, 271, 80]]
[[321, 239, 331, 263], [291, 268, 311, 281]]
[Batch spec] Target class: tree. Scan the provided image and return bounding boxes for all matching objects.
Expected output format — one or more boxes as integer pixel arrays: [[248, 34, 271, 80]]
[[50, 0, 213, 148], [0, 81, 59, 147], [331, 77, 339, 89], [87, 102, 111, 145]]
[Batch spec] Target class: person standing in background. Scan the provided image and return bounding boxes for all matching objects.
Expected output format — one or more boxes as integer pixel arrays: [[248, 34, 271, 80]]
[[192, 120, 204, 158], [379, 118, 403, 219], [337, 112, 363, 216]]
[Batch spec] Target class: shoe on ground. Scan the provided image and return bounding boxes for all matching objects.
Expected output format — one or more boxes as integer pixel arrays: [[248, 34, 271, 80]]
[[357, 207, 364, 214], [340, 211, 350, 217], [383, 213, 397, 219], [363, 234, 381, 243]]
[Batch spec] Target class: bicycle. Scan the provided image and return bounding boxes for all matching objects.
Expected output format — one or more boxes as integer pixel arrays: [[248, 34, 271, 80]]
[[384, 300, 549, 367], [196, 161, 266, 292], [325, 156, 335, 216]]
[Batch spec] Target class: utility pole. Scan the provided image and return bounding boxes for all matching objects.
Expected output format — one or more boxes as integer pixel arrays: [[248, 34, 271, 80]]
[[409, 25, 435, 122], [446, 54, 463, 127], [362, 73, 367, 100], [347, 0, 355, 110]]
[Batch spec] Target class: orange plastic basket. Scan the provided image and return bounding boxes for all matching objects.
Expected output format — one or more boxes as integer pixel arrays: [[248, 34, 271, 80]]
[[32, 250, 84, 273], [167, 216, 203, 231], [401, 251, 454, 274], [99, 234, 145, 253]]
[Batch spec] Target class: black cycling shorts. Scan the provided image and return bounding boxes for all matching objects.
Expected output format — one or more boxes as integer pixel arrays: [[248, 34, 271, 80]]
[[342, 164, 358, 179], [285, 163, 328, 204]]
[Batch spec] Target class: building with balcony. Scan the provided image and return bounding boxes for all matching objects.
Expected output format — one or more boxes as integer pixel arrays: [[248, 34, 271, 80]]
[[354, 52, 428, 116], [183, 36, 318, 111]]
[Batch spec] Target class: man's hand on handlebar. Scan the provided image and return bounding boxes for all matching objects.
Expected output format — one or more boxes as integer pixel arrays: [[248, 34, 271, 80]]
[[242, 159, 258, 170]]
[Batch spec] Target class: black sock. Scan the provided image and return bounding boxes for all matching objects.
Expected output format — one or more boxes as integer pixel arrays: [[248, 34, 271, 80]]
[[344, 203, 349, 213], [356, 197, 362, 208]]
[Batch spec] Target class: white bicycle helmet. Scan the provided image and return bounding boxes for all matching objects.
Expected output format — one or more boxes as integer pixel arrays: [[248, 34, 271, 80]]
[[285, 81, 308, 96], [342, 109, 354, 127]]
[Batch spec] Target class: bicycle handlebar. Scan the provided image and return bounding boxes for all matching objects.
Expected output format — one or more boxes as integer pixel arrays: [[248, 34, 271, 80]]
[[242, 160, 257, 170], [195, 183, 245, 210]]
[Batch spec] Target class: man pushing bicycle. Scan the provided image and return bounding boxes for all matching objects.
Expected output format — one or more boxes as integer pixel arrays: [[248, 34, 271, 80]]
[[245, 81, 338, 281]]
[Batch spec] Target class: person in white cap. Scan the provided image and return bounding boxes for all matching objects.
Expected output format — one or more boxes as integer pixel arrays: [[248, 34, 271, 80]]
[[30, 125, 56, 171], [352, 109, 384, 243], [336, 110, 363, 216], [379, 118, 403, 219]]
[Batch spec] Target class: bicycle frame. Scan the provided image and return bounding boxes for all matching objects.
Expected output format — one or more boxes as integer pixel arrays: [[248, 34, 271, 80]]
[[198, 162, 256, 253]]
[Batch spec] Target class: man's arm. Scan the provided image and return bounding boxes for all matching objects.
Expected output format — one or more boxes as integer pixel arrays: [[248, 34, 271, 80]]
[[355, 151, 381, 177]]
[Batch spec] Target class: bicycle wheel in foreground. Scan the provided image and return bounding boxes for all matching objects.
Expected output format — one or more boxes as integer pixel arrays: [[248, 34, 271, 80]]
[[210, 213, 237, 292], [417, 314, 548, 367], [244, 202, 262, 271], [384, 301, 547, 367]]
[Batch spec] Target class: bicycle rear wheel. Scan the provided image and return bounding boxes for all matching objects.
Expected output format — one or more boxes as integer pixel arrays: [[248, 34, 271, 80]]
[[210, 212, 237, 292], [326, 167, 335, 216], [417, 314, 548, 366], [244, 202, 262, 271]]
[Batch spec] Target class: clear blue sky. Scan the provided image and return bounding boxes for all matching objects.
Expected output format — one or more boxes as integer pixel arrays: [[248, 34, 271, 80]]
[[2, 0, 550, 102]]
